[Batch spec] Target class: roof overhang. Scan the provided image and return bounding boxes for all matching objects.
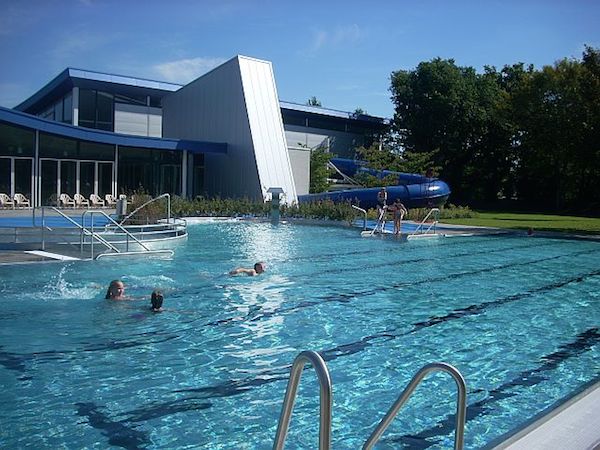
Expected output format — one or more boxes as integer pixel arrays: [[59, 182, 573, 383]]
[[0, 107, 227, 154]]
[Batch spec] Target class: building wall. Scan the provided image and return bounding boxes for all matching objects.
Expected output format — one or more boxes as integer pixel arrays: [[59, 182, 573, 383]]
[[162, 55, 297, 204], [285, 125, 368, 159], [114, 104, 162, 137], [288, 148, 310, 195]]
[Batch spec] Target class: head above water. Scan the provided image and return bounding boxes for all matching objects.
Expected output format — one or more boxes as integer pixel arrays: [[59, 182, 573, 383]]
[[105, 280, 125, 300], [254, 262, 265, 274], [151, 290, 164, 311]]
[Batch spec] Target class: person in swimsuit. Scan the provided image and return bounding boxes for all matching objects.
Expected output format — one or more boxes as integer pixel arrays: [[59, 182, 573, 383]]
[[105, 279, 126, 300], [389, 199, 408, 235], [150, 290, 164, 312], [229, 262, 266, 276]]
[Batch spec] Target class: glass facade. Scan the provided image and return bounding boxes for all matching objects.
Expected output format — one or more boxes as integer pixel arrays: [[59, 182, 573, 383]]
[[118, 146, 182, 196], [0, 122, 35, 156], [79, 89, 114, 131], [38, 92, 73, 124]]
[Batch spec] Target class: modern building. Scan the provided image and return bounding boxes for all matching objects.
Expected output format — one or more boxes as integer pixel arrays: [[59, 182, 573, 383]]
[[1, 55, 387, 207]]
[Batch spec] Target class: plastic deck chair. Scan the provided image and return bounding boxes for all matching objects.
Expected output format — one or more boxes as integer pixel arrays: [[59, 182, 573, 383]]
[[0, 193, 15, 209], [104, 194, 117, 207], [89, 193, 106, 207], [73, 193, 90, 208], [13, 193, 31, 208], [59, 193, 76, 208]]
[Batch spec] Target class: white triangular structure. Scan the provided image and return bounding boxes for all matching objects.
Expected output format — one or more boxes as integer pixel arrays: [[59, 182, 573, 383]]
[[162, 55, 297, 205]]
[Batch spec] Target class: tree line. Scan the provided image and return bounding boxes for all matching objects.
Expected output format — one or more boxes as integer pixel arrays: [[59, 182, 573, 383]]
[[378, 46, 599, 215]]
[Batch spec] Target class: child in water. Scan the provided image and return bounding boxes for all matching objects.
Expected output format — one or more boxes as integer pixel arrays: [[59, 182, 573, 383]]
[[150, 290, 164, 312]]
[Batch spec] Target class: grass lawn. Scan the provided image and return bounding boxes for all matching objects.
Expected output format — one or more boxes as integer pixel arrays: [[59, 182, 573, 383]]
[[441, 211, 600, 234]]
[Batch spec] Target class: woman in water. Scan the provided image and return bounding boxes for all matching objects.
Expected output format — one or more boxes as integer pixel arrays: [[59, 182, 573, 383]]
[[105, 279, 126, 300]]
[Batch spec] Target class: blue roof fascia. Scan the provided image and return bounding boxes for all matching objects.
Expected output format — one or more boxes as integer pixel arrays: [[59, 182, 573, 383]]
[[0, 107, 227, 154], [66, 68, 183, 92], [15, 68, 183, 112]]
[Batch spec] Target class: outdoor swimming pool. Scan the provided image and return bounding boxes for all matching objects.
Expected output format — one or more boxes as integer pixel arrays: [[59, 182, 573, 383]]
[[1, 220, 599, 449]]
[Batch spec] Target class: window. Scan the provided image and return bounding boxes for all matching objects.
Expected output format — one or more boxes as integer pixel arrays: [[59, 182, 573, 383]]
[[0, 122, 35, 157], [78, 89, 114, 131], [118, 146, 182, 196], [63, 93, 73, 124], [40, 133, 78, 159]]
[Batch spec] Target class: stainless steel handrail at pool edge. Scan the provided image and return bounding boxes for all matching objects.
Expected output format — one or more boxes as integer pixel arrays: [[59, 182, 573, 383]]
[[118, 193, 171, 227], [273, 351, 332, 450], [352, 205, 367, 230], [362, 362, 467, 450], [45, 207, 120, 256], [410, 207, 440, 236], [81, 209, 152, 253]]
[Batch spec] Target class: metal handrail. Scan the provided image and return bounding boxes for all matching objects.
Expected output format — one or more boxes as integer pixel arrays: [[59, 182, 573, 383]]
[[47, 207, 120, 255], [352, 205, 368, 230], [363, 362, 467, 450], [273, 351, 332, 450], [82, 210, 151, 252], [410, 208, 440, 236], [370, 208, 387, 236], [118, 193, 171, 226]]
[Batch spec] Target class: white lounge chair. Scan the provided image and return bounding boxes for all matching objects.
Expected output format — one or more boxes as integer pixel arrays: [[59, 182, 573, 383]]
[[0, 193, 15, 209], [105, 194, 117, 207], [89, 194, 106, 207], [74, 193, 90, 208], [59, 193, 76, 208], [13, 193, 31, 208]]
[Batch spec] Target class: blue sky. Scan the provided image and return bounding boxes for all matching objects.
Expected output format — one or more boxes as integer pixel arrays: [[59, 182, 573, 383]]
[[0, 0, 598, 118]]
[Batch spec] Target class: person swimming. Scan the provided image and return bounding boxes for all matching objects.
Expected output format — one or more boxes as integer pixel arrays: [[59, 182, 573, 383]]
[[105, 280, 126, 300], [150, 290, 164, 312], [229, 262, 266, 276]]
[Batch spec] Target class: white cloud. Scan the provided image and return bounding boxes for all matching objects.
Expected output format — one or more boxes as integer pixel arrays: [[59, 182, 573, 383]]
[[309, 24, 364, 53], [152, 57, 228, 83]]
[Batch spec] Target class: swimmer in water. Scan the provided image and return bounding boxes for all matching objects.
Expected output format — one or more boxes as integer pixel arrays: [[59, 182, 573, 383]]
[[105, 280, 126, 300], [150, 290, 164, 312], [229, 262, 266, 276]]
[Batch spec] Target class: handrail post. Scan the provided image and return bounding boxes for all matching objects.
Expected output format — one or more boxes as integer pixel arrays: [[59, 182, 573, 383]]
[[41, 207, 45, 250], [273, 350, 332, 450], [351, 205, 367, 230], [363, 362, 466, 450]]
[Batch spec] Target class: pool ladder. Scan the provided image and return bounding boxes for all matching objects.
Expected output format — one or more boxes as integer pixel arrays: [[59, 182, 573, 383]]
[[273, 351, 467, 450]]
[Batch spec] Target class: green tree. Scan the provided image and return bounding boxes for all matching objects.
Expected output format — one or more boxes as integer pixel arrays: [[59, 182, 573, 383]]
[[307, 96, 322, 107], [309, 147, 332, 193]]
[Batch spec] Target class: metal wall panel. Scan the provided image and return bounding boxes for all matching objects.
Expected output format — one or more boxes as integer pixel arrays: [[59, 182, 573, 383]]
[[238, 56, 297, 204], [114, 104, 162, 137], [288, 148, 310, 195], [162, 56, 297, 204], [284, 124, 364, 159]]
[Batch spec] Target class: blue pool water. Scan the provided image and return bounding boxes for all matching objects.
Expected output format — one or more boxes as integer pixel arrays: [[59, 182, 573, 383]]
[[0, 221, 599, 449]]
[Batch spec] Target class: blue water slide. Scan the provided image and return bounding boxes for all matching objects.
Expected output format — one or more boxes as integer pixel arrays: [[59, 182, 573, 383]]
[[298, 158, 451, 209]]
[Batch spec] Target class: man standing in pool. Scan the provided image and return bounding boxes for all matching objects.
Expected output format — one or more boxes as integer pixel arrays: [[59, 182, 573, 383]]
[[376, 187, 388, 218], [229, 262, 266, 276]]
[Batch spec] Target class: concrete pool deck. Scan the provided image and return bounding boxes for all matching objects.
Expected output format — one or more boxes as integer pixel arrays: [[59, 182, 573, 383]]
[[490, 380, 600, 450]]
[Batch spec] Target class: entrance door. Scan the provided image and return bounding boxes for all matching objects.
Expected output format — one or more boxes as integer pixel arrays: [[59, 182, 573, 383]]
[[98, 162, 113, 198], [0, 157, 33, 200], [41, 160, 58, 205], [39, 159, 114, 205], [79, 161, 95, 197], [14, 159, 33, 199]]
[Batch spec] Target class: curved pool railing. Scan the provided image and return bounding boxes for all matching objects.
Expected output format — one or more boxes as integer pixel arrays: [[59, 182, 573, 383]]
[[273, 351, 332, 450], [362, 362, 467, 450]]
